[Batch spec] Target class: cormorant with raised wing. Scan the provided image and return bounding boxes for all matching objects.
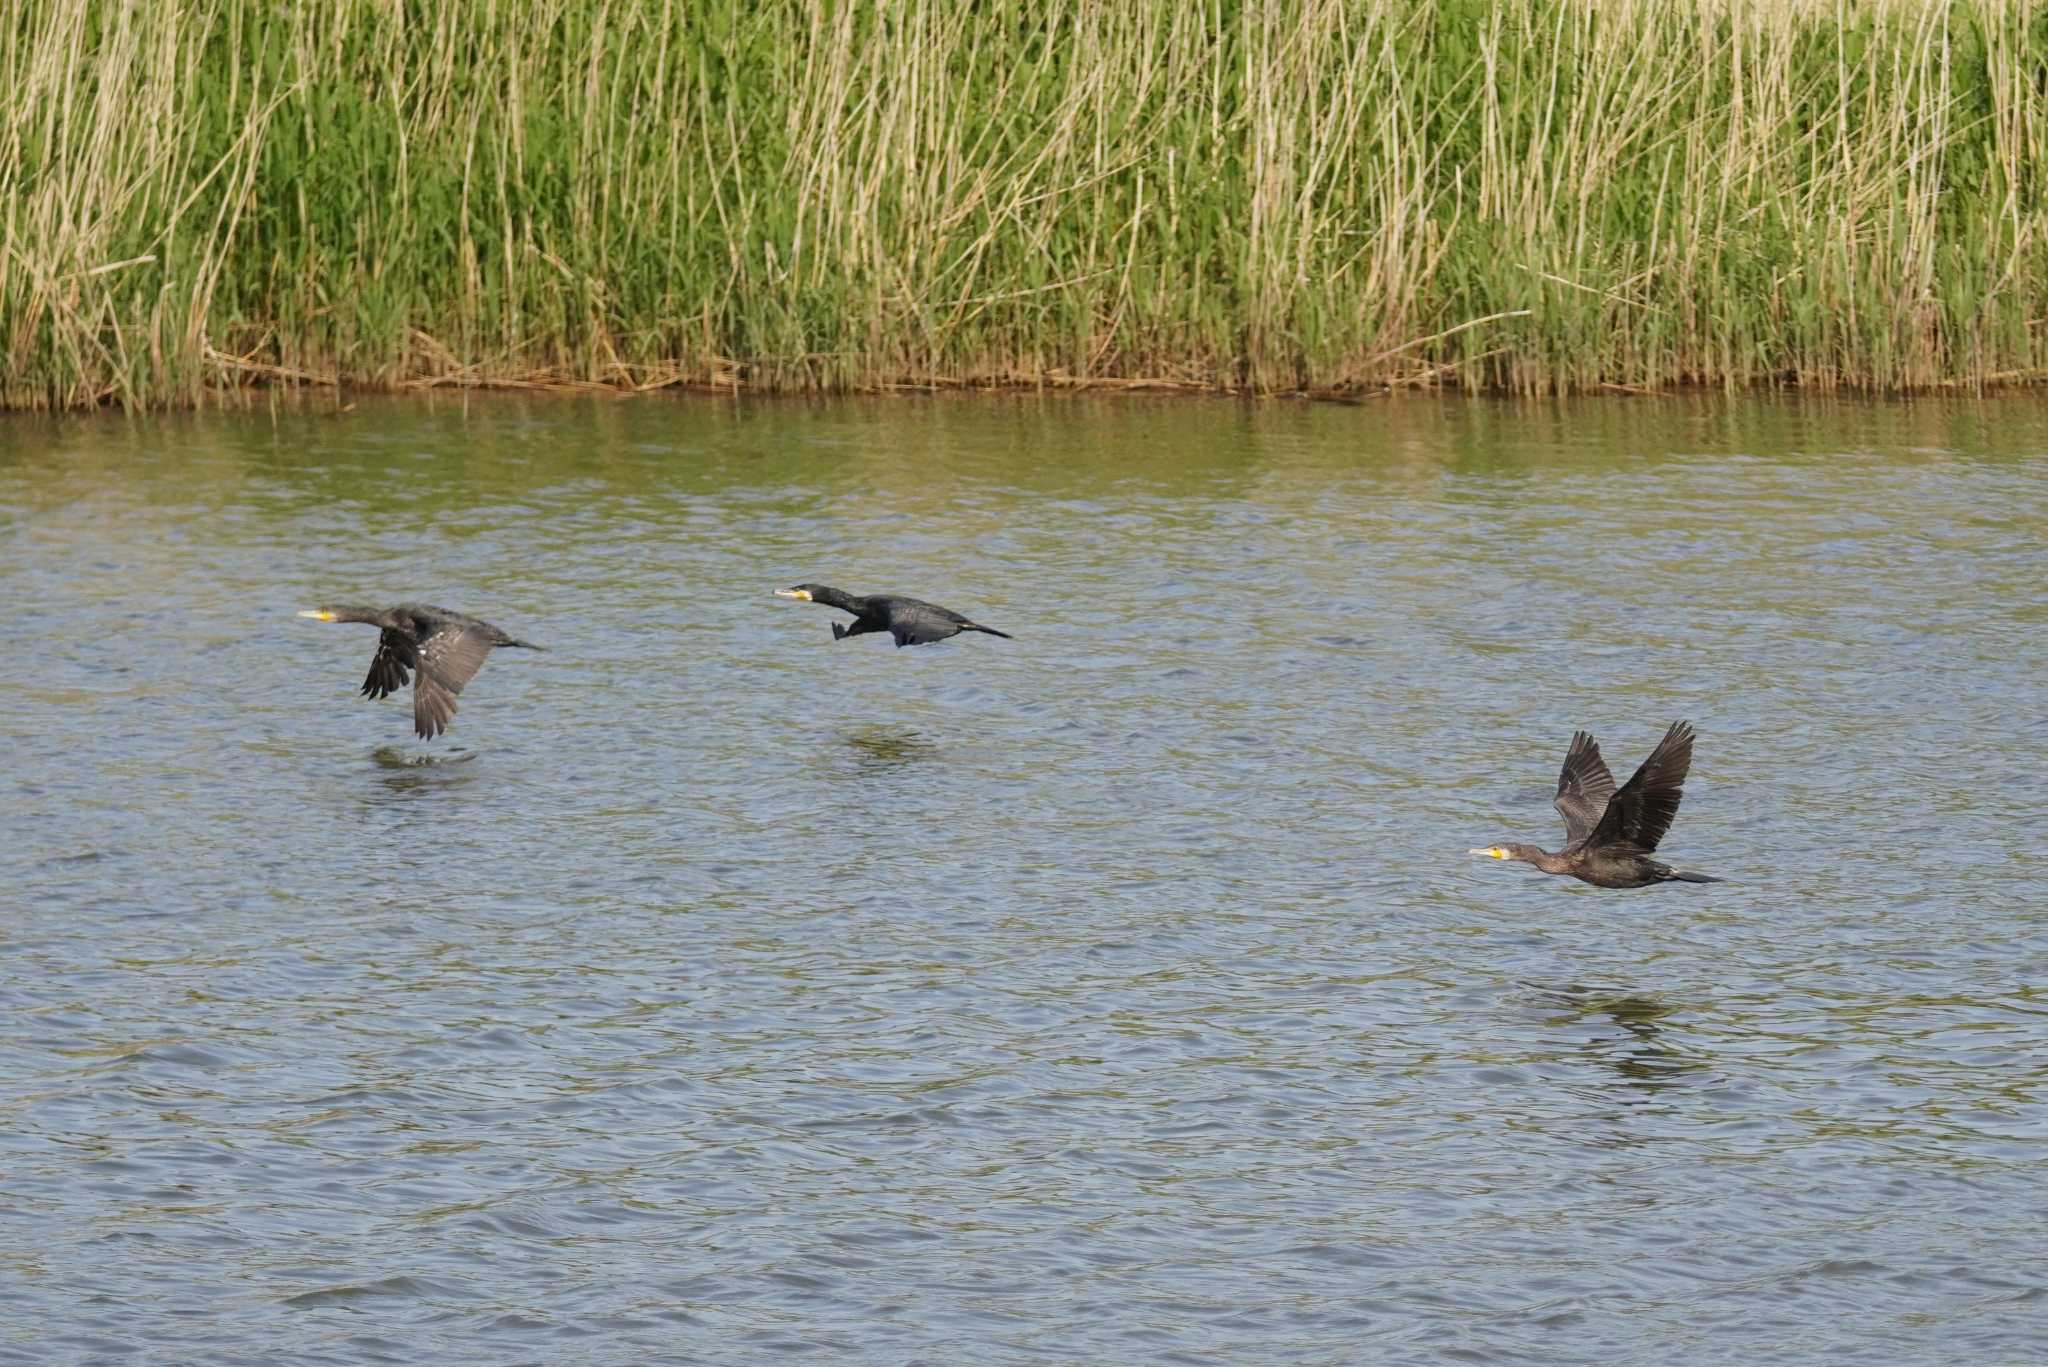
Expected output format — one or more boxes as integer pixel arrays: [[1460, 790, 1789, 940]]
[[1470, 722, 1720, 888]]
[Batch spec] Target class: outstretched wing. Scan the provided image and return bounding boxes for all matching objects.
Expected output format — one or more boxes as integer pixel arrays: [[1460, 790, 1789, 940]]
[[1587, 721, 1696, 854], [410, 624, 493, 739], [360, 629, 416, 700], [1553, 730, 1618, 848]]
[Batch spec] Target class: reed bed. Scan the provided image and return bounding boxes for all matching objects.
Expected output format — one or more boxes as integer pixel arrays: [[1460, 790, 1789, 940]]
[[5, 0, 2046, 409]]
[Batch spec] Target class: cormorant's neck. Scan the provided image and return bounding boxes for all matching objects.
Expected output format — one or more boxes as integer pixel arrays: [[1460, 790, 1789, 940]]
[[810, 586, 866, 613], [1523, 847, 1573, 875], [332, 605, 397, 627]]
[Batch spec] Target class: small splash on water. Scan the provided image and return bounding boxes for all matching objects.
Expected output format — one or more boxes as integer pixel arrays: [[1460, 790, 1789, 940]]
[[370, 746, 477, 769], [842, 725, 937, 770]]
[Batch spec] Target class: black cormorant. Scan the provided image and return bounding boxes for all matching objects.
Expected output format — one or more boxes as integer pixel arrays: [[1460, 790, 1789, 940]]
[[299, 604, 540, 739], [1470, 721, 1721, 888], [774, 585, 1012, 647]]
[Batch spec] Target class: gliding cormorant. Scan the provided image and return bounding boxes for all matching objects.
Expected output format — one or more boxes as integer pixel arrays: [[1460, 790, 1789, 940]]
[[774, 585, 1012, 648]]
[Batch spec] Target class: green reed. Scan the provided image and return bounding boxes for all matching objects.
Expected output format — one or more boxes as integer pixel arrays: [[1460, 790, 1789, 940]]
[[4, 0, 2045, 409]]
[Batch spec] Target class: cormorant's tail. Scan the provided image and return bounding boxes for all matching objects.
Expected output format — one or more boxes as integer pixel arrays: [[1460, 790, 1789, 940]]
[[1667, 869, 1721, 883], [965, 623, 1013, 640], [502, 639, 545, 651]]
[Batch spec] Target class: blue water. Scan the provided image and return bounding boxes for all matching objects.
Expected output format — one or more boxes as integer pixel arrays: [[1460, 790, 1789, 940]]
[[2, 393, 2044, 1362]]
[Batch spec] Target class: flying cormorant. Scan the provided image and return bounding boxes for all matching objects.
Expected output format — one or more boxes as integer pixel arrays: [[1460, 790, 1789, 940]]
[[1470, 722, 1721, 888], [774, 585, 1012, 648], [299, 603, 540, 739]]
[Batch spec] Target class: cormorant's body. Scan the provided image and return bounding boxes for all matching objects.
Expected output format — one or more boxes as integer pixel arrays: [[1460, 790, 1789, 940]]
[[299, 603, 539, 739], [1472, 722, 1720, 888], [774, 584, 1012, 648]]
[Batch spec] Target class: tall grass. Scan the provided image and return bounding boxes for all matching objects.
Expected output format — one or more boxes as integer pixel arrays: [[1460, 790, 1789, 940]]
[[5, 0, 2046, 409]]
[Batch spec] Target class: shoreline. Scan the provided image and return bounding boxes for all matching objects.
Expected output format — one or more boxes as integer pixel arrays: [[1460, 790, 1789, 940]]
[[56, 364, 2048, 413], [14, 374, 2048, 434]]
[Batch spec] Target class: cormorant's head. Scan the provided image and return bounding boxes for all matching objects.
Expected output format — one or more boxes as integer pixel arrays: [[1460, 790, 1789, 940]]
[[774, 584, 822, 602], [298, 605, 383, 626], [1469, 843, 1541, 864]]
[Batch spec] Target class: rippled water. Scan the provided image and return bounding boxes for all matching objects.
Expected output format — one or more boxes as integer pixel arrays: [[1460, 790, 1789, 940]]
[[2, 393, 2044, 1363]]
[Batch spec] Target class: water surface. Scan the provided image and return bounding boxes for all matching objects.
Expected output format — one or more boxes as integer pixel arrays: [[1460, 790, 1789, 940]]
[[2, 393, 2044, 1363]]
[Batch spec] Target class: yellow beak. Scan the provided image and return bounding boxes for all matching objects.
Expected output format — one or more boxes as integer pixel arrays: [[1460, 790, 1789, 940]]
[[774, 588, 813, 602], [298, 609, 337, 621], [1468, 847, 1509, 859]]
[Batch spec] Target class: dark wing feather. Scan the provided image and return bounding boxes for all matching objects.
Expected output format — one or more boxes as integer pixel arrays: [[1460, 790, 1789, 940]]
[[884, 598, 971, 647], [412, 678, 456, 739], [360, 629, 416, 700], [410, 624, 493, 739], [1586, 721, 1696, 854], [1553, 730, 1618, 848], [889, 620, 962, 647]]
